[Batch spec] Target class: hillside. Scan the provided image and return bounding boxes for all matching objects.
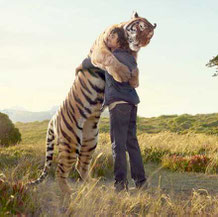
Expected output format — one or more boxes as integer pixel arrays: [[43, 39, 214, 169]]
[[1, 105, 216, 134], [10, 112, 218, 135], [100, 113, 218, 135]]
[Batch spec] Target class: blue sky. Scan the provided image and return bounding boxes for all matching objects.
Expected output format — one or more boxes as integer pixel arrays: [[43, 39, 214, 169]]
[[0, 0, 217, 117]]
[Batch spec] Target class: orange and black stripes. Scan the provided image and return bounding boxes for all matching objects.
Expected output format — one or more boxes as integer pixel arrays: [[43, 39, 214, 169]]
[[27, 67, 105, 191]]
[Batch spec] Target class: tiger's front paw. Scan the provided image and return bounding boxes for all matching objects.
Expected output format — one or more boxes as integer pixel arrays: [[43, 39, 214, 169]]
[[129, 68, 139, 88], [106, 64, 131, 82]]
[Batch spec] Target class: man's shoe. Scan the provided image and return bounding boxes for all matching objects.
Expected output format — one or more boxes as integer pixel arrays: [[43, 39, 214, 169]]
[[135, 180, 148, 190], [114, 180, 128, 193]]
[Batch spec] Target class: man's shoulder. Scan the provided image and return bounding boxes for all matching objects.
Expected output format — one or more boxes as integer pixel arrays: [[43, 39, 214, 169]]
[[113, 49, 137, 67], [113, 48, 132, 55]]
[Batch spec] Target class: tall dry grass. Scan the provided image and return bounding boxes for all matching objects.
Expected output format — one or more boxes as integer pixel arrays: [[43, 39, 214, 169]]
[[65, 180, 218, 217], [1, 121, 218, 216]]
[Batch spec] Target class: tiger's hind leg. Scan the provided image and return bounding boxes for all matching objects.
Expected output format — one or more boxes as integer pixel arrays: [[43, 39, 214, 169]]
[[56, 141, 78, 194], [76, 115, 100, 181]]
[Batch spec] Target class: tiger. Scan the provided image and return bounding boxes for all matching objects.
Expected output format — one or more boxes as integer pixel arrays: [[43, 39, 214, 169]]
[[89, 11, 156, 83], [27, 11, 156, 194]]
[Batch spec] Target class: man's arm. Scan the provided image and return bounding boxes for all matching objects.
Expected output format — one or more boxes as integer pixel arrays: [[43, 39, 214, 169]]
[[75, 57, 96, 76], [75, 63, 83, 76]]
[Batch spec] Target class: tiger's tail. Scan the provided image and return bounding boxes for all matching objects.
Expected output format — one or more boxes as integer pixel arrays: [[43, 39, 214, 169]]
[[27, 119, 55, 186]]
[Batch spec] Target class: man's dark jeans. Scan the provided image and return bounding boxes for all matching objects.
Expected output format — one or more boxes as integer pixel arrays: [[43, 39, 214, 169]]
[[109, 103, 146, 189]]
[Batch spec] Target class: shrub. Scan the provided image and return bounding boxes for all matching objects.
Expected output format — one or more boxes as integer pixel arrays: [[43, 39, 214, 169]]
[[0, 179, 37, 215], [162, 154, 210, 173], [162, 155, 189, 171], [187, 155, 210, 172], [0, 112, 21, 146], [143, 147, 169, 163]]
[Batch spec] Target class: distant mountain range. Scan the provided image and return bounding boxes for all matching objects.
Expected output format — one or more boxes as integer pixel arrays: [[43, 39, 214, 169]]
[[0, 106, 109, 123]]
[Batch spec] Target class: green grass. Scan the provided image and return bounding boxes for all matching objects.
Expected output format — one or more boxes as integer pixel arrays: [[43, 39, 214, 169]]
[[100, 113, 218, 135], [0, 119, 218, 216]]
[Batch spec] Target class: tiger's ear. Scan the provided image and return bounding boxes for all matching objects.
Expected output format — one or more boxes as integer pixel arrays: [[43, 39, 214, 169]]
[[132, 11, 139, 19]]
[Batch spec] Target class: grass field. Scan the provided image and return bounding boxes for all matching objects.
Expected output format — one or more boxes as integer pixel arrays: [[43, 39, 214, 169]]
[[0, 119, 218, 216]]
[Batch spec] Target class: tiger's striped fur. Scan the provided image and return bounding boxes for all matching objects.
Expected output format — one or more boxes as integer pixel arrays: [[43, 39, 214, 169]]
[[28, 12, 156, 194], [28, 67, 105, 193]]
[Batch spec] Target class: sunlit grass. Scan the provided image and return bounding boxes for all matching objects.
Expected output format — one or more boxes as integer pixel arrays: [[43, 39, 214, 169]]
[[0, 120, 218, 215]]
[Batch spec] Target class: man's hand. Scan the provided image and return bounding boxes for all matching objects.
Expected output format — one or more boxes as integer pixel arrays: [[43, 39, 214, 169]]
[[75, 63, 83, 76]]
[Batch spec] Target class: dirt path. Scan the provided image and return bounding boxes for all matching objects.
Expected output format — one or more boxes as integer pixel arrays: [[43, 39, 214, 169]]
[[144, 163, 218, 195]]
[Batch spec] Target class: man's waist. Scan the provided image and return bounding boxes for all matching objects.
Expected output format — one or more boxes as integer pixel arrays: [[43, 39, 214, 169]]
[[108, 100, 138, 111]]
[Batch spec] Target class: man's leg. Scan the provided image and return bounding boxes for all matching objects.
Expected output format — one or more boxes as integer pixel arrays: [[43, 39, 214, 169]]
[[109, 103, 131, 191], [126, 105, 147, 188]]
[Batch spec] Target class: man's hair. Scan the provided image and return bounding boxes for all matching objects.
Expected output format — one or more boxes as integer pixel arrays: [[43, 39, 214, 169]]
[[110, 27, 129, 49]]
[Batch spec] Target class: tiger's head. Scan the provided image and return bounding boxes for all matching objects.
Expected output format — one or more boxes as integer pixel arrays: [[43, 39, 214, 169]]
[[123, 12, 157, 52]]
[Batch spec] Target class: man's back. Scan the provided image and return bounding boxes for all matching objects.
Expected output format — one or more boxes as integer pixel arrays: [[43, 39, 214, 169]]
[[112, 48, 137, 72]]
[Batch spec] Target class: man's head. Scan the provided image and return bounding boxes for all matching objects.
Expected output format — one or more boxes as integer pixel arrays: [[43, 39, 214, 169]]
[[106, 27, 129, 50]]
